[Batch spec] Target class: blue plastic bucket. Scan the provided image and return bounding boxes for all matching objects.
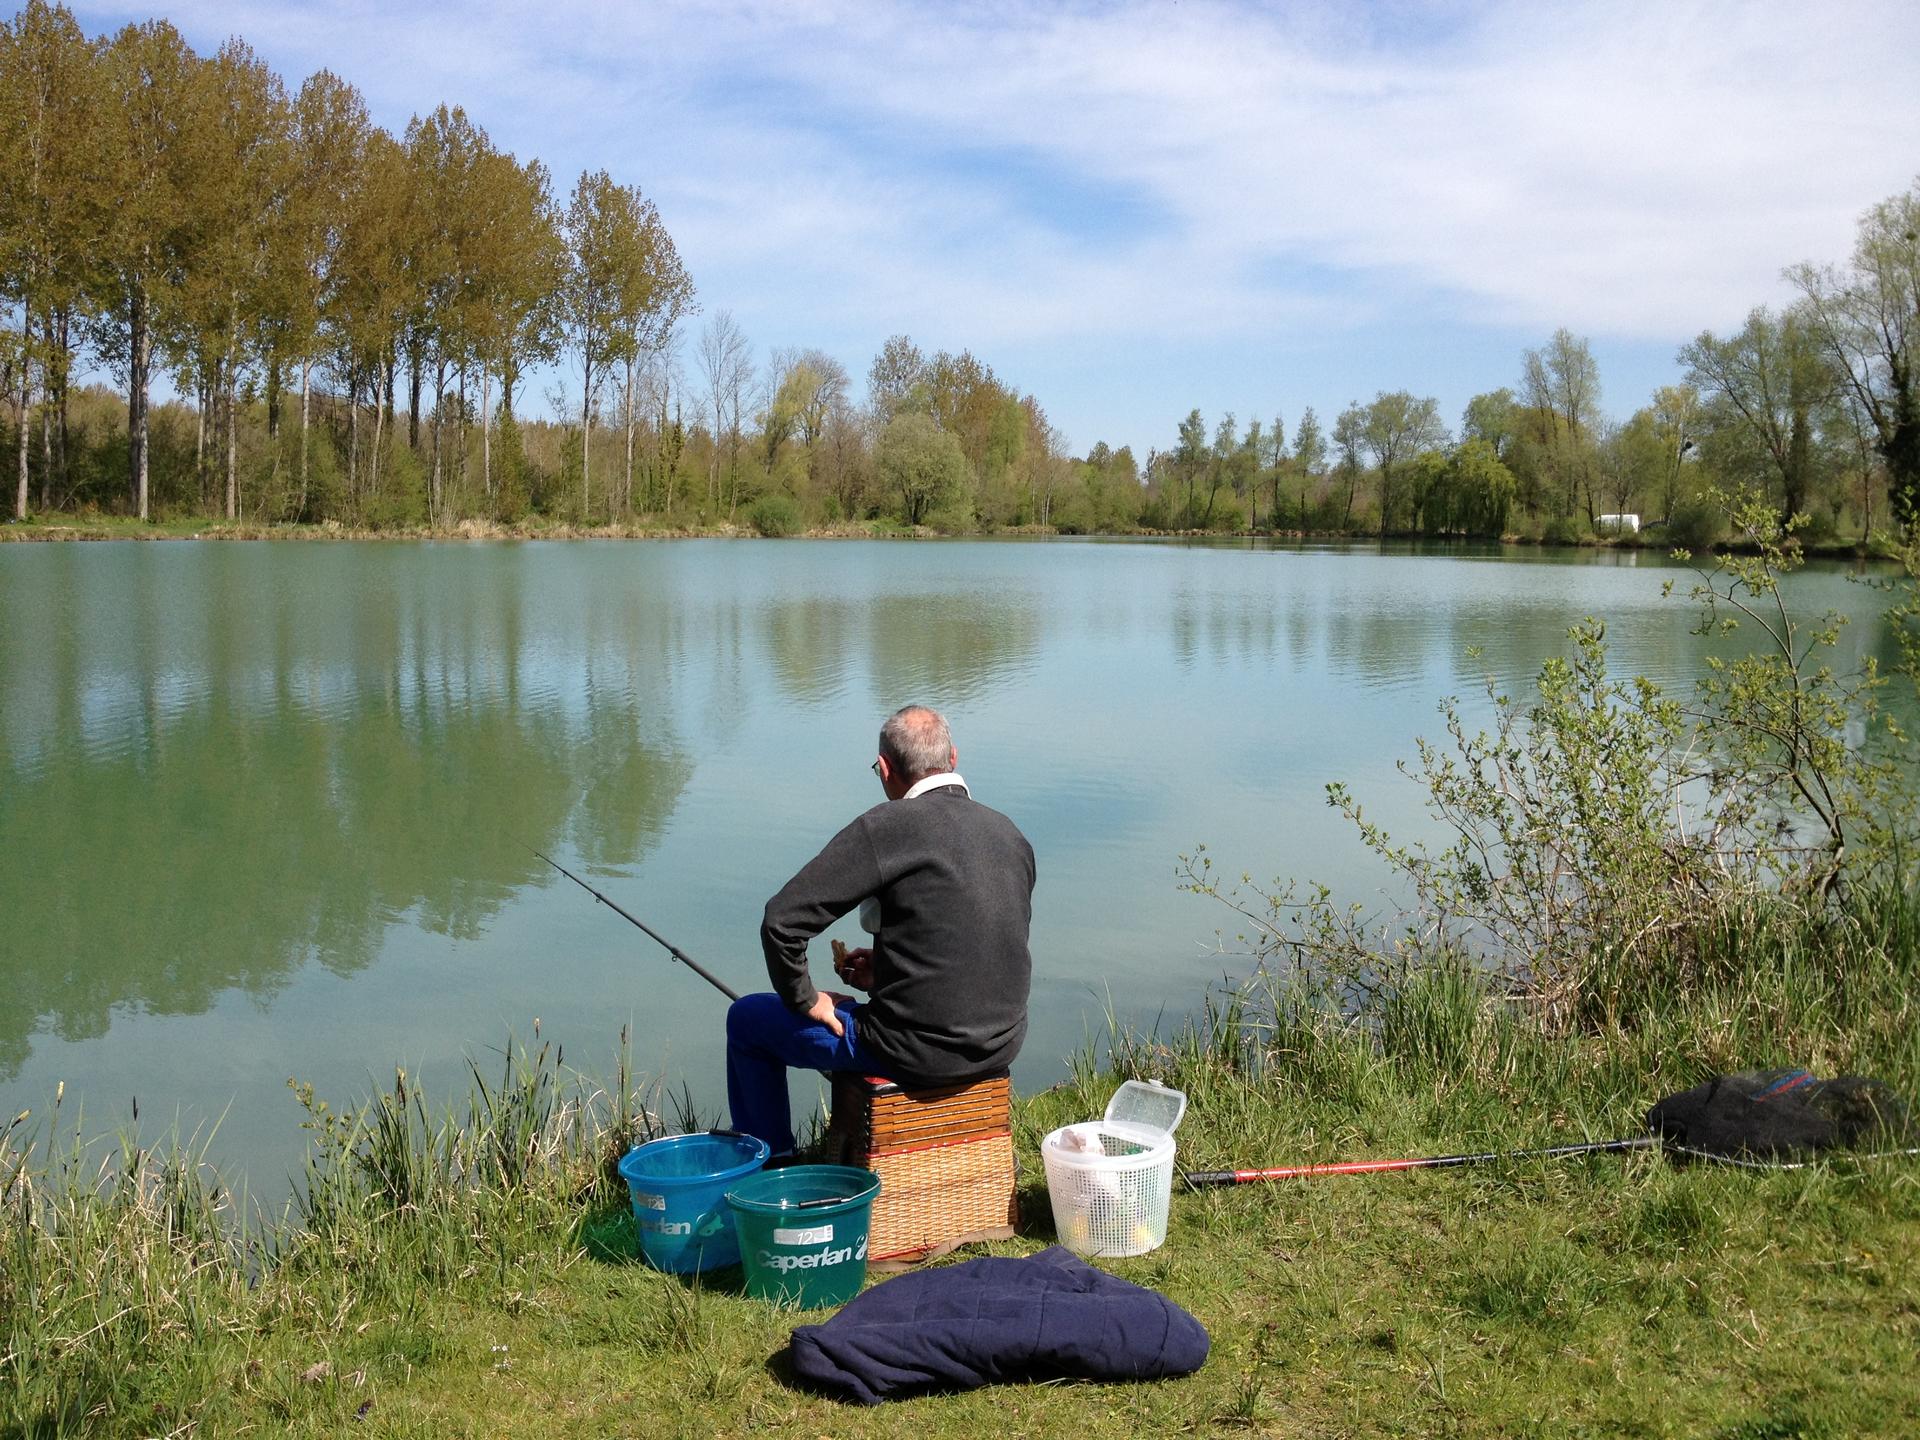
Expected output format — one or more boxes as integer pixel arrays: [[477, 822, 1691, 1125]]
[[725, 1164, 881, 1307], [616, 1131, 770, 1273]]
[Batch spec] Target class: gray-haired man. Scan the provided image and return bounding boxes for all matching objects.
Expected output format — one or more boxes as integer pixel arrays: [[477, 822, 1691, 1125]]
[[725, 705, 1036, 1156]]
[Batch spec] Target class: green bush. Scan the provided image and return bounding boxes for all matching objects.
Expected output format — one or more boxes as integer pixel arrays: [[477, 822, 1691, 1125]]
[[1206, 498, 1246, 532], [1306, 493, 1347, 532], [1799, 505, 1840, 546], [1185, 491, 1917, 1031], [1541, 514, 1588, 546], [289, 425, 348, 524], [1137, 495, 1175, 531], [746, 493, 801, 537], [492, 409, 532, 520], [925, 503, 975, 535], [1666, 491, 1723, 552], [362, 448, 428, 529]]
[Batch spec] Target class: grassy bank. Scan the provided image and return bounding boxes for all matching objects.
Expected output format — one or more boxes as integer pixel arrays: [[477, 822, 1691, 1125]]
[[5, 884, 1917, 1439]]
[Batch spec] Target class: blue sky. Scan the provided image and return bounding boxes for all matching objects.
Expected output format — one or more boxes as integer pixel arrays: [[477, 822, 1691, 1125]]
[[75, 0, 1920, 459]]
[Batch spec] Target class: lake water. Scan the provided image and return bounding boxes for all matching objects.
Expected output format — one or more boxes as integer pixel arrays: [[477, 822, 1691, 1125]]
[[0, 538, 1905, 1197]]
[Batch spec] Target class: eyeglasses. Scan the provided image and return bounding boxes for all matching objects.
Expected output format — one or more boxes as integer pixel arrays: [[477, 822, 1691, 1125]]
[[871, 757, 884, 778]]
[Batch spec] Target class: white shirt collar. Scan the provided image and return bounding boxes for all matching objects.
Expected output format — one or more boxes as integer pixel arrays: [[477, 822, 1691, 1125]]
[[903, 772, 970, 800]]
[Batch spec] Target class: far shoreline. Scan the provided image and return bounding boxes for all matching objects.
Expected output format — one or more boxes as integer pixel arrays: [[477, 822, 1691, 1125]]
[[0, 513, 1900, 562]]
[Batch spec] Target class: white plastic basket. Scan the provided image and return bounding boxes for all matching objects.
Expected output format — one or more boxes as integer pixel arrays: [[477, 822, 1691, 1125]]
[[1041, 1079, 1187, 1258]]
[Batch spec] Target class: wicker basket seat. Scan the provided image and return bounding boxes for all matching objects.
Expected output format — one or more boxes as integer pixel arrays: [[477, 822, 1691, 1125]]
[[824, 1073, 1018, 1265]]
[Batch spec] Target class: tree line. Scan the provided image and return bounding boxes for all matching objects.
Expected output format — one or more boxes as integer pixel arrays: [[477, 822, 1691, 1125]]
[[1137, 180, 1919, 545], [0, 2, 689, 527], [0, 2, 1074, 535], [3, 2, 1916, 543]]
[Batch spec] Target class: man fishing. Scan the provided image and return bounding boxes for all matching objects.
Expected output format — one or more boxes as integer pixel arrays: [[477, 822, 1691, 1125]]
[[725, 704, 1036, 1159]]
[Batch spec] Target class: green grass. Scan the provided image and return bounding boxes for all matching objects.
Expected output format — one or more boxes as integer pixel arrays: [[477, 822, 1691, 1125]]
[[5, 896, 1919, 1438]]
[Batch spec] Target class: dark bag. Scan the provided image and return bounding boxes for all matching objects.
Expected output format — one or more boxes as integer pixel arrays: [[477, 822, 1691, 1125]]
[[1646, 1069, 1915, 1162]]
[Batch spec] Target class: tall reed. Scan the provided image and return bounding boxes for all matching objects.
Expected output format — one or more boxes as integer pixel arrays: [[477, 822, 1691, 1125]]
[[0, 1033, 668, 1435]]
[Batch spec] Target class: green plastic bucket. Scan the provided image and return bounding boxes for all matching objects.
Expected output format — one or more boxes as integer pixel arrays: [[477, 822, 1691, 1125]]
[[725, 1164, 881, 1308]]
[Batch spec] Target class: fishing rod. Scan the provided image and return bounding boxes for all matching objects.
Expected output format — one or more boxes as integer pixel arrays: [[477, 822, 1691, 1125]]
[[1184, 1069, 1918, 1189], [1183, 1135, 1659, 1188], [528, 847, 741, 1001]]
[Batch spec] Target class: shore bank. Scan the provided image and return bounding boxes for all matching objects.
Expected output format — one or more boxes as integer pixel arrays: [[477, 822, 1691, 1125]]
[[7, 884, 1916, 1438], [2, 511, 1900, 561]]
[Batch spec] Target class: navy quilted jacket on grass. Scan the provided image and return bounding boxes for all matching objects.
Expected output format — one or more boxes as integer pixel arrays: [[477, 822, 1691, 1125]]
[[787, 1245, 1210, 1405]]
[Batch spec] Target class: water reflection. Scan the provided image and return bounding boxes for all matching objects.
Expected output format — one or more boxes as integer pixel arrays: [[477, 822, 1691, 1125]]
[[0, 541, 1063, 1089], [1155, 547, 1892, 710], [760, 598, 857, 707], [0, 544, 694, 1080], [862, 591, 1043, 704]]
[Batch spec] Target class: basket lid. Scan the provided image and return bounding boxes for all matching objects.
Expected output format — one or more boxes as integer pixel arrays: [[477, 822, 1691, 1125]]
[[1103, 1078, 1186, 1136]]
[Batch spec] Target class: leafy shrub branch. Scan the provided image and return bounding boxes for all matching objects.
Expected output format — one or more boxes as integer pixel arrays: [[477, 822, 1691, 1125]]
[[1186, 494, 1918, 1031]]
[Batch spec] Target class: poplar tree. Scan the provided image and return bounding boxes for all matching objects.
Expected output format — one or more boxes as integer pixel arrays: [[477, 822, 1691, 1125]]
[[697, 309, 752, 516], [466, 151, 561, 512], [790, 349, 849, 450], [1291, 406, 1325, 529], [89, 19, 204, 520], [866, 334, 926, 422], [0, 1, 94, 520], [758, 346, 801, 480], [1461, 389, 1518, 461], [610, 191, 692, 517], [1258, 413, 1286, 528], [287, 71, 371, 516], [1522, 328, 1603, 523], [562, 169, 680, 520], [1362, 391, 1447, 534], [1332, 402, 1365, 529], [1173, 408, 1207, 528], [178, 39, 289, 519], [404, 105, 493, 524], [325, 127, 412, 509], [1647, 385, 1699, 525]]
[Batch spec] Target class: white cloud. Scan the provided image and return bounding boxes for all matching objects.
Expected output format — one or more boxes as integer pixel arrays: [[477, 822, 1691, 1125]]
[[77, 0, 1920, 442], [729, 0, 1912, 336]]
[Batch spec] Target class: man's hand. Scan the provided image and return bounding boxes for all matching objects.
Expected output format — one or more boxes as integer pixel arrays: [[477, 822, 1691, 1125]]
[[833, 943, 875, 992], [804, 989, 847, 1037]]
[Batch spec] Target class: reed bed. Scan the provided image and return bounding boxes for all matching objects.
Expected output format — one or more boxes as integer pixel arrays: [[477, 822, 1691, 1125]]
[[0, 1029, 686, 1436]]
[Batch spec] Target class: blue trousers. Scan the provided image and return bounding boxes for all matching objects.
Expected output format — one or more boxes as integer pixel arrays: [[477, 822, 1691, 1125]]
[[724, 992, 895, 1154]]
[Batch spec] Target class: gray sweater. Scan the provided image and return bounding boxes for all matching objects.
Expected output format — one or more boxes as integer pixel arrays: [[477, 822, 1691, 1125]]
[[760, 785, 1036, 1083]]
